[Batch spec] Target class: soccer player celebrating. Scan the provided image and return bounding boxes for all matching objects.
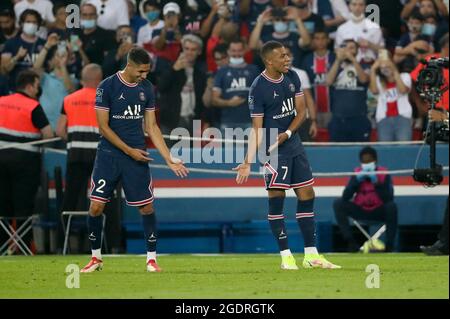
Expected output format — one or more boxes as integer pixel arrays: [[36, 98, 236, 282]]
[[81, 47, 188, 273], [234, 41, 340, 270]]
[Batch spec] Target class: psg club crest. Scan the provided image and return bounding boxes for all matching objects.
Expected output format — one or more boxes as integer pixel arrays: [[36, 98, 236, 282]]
[[139, 92, 146, 101], [289, 84, 295, 93]]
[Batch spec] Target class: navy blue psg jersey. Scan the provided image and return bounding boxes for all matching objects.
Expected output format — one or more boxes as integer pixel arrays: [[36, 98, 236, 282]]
[[248, 69, 304, 158], [213, 63, 260, 125], [95, 72, 155, 156]]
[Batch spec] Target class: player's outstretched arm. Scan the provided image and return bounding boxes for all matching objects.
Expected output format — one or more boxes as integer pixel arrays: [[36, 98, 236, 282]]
[[144, 110, 189, 178], [96, 109, 152, 162], [233, 117, 263, 184]]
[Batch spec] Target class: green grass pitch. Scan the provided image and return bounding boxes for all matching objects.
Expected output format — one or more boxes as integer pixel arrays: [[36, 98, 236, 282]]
[[0, 254, 447, 299]]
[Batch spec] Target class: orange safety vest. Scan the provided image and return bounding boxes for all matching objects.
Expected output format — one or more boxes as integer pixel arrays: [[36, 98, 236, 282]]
[[64, 87, 98, 131], [63, 87, 99, 151], [0, 93, 41, 139]]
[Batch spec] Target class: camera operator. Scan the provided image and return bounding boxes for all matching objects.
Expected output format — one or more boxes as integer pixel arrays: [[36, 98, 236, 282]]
[[414, 35, 449, 256], [420, 106, 449, 256], [411, 33, 449, 118]]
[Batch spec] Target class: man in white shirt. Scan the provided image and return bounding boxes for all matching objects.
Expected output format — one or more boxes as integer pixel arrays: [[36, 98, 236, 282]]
[[335, 0, 385, 63], [86, 0, 129, 31], [14, 0, 55, 24]]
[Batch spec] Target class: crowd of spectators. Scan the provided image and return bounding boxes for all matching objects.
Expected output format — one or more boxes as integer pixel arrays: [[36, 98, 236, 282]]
[[0, 0, 449, 142]]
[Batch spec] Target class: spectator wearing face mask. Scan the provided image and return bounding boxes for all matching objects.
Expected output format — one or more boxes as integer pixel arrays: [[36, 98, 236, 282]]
[[402, 0, 449, 50], [394, 11, 427, 65], [335, 0, 385, 64], [249, 7, 311, 68], [137, 0, 164, 47], [85, 0, 130, 31], [73, 3, 115, 66], [150, 2, 183, 62], [369, 53, 413, 141], [1, 9, 46, 91], [206, 8, 242, 73], [422, 14, 447, 51], [333, 147, 397, 252], [212, 39, 260, 130]]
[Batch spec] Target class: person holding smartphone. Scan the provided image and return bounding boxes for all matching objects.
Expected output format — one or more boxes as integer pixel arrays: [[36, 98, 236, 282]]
[[369, 50, 414, 141]]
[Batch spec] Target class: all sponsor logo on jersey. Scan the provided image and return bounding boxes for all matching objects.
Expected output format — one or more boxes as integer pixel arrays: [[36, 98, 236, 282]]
[[230, 77, 247, 89], [273, 97, 296, 120], [112, 104, 143, 120]]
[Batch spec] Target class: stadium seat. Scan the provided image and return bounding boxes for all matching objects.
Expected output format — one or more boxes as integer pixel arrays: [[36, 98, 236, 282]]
[[61, 211, 107, 255]]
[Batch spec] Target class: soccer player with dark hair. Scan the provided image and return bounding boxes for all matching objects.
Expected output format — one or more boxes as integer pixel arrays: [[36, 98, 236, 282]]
[[81, 47, 189, 273], [234, 41, 340, 270]]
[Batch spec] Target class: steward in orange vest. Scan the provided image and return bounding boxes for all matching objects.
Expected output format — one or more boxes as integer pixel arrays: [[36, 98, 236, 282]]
[[0, 69, 53, 251]]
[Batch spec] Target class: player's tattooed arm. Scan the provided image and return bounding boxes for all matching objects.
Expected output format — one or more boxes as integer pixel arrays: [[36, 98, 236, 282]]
[[144, 110, 189, 178], [233, 117, 263, 184], [96, 109, 152, 162]]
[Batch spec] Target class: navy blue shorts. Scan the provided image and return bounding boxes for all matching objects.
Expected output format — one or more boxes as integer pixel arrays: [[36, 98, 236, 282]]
[[264, 152, 314, 190], [89, 150, 154, 206]]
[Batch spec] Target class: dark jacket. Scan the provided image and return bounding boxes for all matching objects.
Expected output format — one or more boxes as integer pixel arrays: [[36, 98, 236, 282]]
[[158, 59, 207, 130]]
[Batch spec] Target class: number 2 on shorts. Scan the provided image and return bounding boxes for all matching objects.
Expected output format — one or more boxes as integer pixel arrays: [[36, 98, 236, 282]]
[[96, 179, 106, 193]]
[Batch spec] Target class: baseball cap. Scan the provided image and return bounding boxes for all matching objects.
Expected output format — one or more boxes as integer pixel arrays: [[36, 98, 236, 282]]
[[163, 2, 180, 16]]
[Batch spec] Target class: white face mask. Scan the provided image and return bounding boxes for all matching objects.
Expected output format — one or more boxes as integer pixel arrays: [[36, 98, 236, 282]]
[[274, 21, 288, 33], [361, 162, 376, 172], [229, 57, 244, 65], [23, 22, 38, 36], [350, 12, 365, 22]]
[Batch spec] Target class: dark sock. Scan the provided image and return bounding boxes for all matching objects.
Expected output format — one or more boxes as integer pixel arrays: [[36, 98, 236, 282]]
[[296, 199, 317, 248], [142, 213, 157, 252], [88, 215, 103, 250], [268, 197, 289, 251]]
